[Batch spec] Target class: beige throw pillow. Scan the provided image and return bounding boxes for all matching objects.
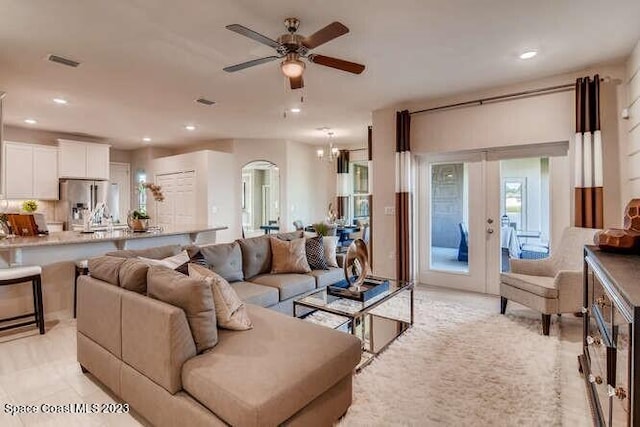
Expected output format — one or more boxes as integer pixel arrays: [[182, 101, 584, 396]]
[[147, 265, 218, 353], [138, 250, 190, 269], [269, 237, 311, 274], [188, 263, 252, 331], [322, 236, 339, 268]]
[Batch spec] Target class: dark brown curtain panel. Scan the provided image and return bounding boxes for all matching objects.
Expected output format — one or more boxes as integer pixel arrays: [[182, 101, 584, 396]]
[[336, 150, 350, 220], [395, 110, 412, 281], [574, 75, 603, 229]]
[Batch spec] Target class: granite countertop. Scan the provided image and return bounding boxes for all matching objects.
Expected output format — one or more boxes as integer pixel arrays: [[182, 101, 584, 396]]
[[0, 225, 227, 249]]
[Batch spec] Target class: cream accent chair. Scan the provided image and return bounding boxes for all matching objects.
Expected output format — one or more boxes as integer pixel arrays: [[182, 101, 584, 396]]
[[500, 227, 599, 335]]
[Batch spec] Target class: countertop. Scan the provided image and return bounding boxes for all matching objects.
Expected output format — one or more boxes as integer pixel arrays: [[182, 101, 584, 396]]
[[0, 225, 227, 249]]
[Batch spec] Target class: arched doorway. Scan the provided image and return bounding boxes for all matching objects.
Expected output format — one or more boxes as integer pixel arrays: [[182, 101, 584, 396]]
[[241, 160, 280, 237]]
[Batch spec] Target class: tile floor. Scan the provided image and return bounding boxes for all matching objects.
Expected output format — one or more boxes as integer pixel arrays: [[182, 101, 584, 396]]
[[0, 285, 590, 426]]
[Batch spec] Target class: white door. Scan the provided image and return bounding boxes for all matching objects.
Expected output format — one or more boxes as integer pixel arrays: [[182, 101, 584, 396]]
[[108, 163, 130, 224], [155, 171, 196, 227], [418, 153, 501, 294]]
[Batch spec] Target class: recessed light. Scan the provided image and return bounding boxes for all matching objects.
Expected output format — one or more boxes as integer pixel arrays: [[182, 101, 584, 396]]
[[53, 97, 68, 105], [519, 50, 538, 60], [184, 125, 196, 131], [290, 108, 301, 113], [142, 137, 151, 143], [24, 118, 37, 124]]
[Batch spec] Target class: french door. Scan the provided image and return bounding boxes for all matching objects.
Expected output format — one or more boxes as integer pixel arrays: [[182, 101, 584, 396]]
[[417, 153, 501, 294]]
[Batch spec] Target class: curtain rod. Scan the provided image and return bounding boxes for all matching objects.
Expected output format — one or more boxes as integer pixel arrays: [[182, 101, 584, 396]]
[[409, 83, 576, 115], [407, 75, 611, 116]]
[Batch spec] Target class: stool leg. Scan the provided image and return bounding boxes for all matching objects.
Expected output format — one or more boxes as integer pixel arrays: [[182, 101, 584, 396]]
[[35, 276, 45, 334], [31, 279, 39, 326], [74, 268, 79, 319]]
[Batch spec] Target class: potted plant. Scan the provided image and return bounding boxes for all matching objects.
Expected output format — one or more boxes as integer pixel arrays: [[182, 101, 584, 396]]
[[128, 210, 150, 232], [22, 200, 38, 213]]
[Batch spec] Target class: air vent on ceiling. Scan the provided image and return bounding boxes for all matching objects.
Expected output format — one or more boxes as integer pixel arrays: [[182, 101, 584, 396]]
[[195, 97, 215, 106], [47, 54, 80, 68]]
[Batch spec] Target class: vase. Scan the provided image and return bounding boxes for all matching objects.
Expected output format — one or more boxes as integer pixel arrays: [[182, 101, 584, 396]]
[[127, 215, 149, 232]]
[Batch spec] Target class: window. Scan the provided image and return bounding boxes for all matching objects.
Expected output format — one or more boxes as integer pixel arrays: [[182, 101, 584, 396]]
[[503, 178, 526, 230], [351, 162, 370, 219]]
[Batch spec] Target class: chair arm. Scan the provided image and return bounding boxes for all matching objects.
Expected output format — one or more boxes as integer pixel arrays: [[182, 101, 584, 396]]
[[555, 270, 584, 313], [509, 258, 554, 277]]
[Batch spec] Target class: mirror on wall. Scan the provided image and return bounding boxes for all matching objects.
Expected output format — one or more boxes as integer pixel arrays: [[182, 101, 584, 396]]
[[241, 161, 280, 237]]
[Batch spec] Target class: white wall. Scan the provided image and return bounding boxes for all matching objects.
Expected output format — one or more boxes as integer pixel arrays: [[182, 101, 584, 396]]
[[626, 40, 640, 199], [151, 150, 236, 242], [286, 140, 334, 230], [372, 63, 627, 279]]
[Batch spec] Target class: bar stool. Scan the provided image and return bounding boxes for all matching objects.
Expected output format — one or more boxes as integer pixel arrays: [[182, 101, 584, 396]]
[[0, 266, 45, 334], [74, 260, 89, 318]]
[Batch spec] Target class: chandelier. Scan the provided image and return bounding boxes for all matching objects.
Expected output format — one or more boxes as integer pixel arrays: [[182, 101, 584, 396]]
[[316, 131, 340, 161]]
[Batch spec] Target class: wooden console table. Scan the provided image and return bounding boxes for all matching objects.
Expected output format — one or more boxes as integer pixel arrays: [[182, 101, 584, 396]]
[[579, 246, 640, 426]]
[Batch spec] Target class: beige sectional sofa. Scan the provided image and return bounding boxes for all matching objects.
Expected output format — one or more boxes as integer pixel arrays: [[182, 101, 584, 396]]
[[77, 235, 360, 426]]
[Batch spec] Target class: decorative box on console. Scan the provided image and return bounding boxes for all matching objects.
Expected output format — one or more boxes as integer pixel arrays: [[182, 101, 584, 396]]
[[328, 276, 390, 302]]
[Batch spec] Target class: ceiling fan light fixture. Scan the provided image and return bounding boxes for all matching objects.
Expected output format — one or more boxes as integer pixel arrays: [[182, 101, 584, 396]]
[[281, 56, 305, 78]]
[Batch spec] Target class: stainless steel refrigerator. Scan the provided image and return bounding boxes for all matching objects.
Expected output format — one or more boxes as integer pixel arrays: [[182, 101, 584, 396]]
[[59, 179, 109, 230]]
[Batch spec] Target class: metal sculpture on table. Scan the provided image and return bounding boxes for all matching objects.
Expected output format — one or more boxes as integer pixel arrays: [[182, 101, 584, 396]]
[[343, 239, 370, 292]]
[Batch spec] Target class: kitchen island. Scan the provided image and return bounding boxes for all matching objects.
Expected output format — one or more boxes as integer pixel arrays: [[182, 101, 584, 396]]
[[0, 225, 228, 321]]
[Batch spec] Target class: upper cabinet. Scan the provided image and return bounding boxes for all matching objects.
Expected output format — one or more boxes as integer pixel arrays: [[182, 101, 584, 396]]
[[3, 142, 59, 200], [58, 140, 110, 180]]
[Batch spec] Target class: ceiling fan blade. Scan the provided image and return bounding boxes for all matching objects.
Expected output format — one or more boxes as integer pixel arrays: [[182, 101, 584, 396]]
[[308, 54, 365, 74], [289, 75, 304, 90], [226, 24, 281, 49], [302, 22, 349, 49], [223, 56, 280, 72]]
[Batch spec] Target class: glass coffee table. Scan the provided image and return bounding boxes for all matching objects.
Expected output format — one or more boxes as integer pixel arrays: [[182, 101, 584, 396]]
[[293, 278, 414, 370]]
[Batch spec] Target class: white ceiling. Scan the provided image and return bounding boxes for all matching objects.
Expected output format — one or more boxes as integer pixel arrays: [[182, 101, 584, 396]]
[[1, 0, 639, 149]]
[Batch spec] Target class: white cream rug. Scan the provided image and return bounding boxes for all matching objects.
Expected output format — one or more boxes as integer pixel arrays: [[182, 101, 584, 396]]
[[340, 293, 562, 426]]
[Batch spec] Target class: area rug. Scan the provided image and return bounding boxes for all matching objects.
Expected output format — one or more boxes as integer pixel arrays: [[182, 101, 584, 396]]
[[340, 293, 562, 426]]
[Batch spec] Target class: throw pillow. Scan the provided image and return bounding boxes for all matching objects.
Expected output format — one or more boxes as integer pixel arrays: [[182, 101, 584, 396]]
[[118, 258, 149, 293], [188, 263, 252, 331], [147, 265, 218, 353], [270, 237, 311, 274], [88, 256, 126, 286], [305, 235, 328, 270], [138, 250, 190, 269], [322, 235, 339, 268]]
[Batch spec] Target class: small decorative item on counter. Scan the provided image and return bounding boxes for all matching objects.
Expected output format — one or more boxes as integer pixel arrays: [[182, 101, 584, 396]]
[[594, 199, 640, 253], [21, 200, 38, 213], [128, 210, 150, 232], [0, 213, 9, 239]]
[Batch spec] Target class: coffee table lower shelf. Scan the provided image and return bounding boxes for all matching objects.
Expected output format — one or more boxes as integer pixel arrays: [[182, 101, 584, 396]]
[[294, 280, 414, 371]]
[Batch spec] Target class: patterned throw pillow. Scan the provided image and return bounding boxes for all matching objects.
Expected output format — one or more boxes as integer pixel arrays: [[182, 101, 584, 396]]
[[306, 235, 328, 270]]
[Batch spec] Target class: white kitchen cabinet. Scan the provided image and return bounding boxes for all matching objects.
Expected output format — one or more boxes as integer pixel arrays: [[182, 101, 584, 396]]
[[3, 141, 59, 200], [86, 143, 110, 180], [58, 140, 110, 180], [3, 142, 34, 199], [33, 146, 59, 199]]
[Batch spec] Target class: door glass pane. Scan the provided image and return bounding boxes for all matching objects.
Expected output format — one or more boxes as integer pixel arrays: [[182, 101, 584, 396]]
[[430, 163, 469, 273], [500, 158, 550, 272]]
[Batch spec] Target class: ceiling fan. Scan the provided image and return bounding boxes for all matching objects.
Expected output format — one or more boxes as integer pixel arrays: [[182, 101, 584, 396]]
[[223, 18, 365, 89]]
